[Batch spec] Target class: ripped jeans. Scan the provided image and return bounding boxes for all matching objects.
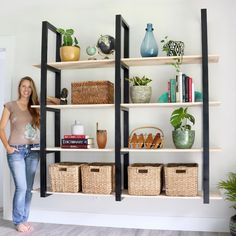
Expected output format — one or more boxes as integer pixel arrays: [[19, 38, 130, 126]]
[[7, 144, 39, 225]]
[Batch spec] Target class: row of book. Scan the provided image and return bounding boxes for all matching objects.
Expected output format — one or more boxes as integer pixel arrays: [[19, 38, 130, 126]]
[[168, 72, 195, 103], [61, 134, 94, 149]]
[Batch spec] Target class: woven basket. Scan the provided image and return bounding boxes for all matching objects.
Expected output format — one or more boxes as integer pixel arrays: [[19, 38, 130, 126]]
[[128, 163, 163, 195], [81, 164, 113, 194], [128, 126, 164, 149], [49, 162, 84, 193], [71, 80, 114, 104], [164, 163, 198, 196]]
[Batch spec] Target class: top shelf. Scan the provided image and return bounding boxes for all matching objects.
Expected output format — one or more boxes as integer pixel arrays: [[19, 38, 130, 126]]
[[33, 55, 219, 70]]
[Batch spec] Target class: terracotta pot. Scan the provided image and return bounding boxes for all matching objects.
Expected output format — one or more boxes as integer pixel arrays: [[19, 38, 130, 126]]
[[60, 46, 80, 62], [96, 130, 107, 149]]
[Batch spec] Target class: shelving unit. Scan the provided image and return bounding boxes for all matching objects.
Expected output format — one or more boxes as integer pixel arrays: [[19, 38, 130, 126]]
[[34, 9, 219, 203]]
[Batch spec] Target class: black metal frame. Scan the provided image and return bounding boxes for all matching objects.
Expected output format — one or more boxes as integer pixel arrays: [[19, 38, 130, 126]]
[[201, 9, 210, 204], [40, 21, 61, 197], [39, 10, 210, 203], [115, 15, 129, 201]]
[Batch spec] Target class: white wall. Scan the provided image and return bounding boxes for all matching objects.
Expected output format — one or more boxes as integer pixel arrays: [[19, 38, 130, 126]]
[[0, 0, 236, 232], [0, 37, 15, 219]]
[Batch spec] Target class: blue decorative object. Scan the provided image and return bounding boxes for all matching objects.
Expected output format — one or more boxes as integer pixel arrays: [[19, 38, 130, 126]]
[[157, 91, 203, 103], [140, 23, 158, 57]]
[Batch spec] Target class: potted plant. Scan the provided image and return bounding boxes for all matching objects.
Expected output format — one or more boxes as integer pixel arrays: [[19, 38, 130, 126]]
[[126, 76, 152, 103], [170, 107, 195, 149], [218, 173, 236, 235], [161, 36, 184, 72], [57, 28, 80, 62]]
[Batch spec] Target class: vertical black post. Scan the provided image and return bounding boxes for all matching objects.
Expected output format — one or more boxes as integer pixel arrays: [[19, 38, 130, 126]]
[[123, 20, 130, 190], [40, 21, 48, 197], [115, 15, 122, 201], [201, 9, 209, 204], [54, 32, 61, 162]]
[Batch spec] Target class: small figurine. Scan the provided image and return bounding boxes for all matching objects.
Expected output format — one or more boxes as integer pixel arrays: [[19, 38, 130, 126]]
[[60, 88, 68, 105]]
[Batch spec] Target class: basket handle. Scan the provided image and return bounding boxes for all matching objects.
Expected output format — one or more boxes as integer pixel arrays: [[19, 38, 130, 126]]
[[58, 167, 67, 171], [176, 169, 186, 174], [137, 169, 148, 174], [129, 126, 164, 138]]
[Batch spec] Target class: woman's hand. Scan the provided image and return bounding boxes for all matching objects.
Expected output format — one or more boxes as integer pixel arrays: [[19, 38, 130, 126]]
[[6, 146, 18, 154]]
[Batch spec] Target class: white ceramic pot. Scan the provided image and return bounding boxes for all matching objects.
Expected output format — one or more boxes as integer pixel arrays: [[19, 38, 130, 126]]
[[71, 120, 84, 135]]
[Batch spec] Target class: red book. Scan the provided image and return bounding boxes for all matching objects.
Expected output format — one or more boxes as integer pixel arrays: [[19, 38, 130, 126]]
[[188, 77, 193, 102], [168, 81, 171, 103], [64, 134, 89, 139], [61, 144, 93, 149]]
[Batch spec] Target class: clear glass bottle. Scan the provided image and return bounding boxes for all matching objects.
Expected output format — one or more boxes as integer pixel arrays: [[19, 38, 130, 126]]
[[140, 23, 158, 57]]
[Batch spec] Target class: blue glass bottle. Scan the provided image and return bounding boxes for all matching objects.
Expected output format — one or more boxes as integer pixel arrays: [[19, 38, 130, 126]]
[[140, 23, 158, 57]]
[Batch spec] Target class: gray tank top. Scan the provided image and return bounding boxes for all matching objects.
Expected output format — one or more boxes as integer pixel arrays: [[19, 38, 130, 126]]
[[4, 101, 40, 145]]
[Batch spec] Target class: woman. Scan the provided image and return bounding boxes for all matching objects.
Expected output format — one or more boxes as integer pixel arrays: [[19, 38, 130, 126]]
[[0, 76, 40, 232]]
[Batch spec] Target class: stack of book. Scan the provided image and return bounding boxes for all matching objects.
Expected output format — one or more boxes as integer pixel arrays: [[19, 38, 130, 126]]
[[61, 134, 94, 149], [168, 72, 195, 103]]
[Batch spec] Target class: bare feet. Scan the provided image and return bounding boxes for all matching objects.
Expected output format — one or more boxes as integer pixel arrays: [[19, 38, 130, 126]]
[[23, 222, 33, 231], [16, 223, 31, 232]]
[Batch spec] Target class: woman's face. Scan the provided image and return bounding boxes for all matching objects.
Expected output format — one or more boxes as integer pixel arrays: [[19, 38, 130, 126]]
[[19, 80, 32, 99]]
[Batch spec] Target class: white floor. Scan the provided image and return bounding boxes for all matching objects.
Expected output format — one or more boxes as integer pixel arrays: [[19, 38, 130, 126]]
[[0, 210, 230, 236]]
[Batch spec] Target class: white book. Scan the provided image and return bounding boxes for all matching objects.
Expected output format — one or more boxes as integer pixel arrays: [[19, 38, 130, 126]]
[[178, 71, 183, 103]]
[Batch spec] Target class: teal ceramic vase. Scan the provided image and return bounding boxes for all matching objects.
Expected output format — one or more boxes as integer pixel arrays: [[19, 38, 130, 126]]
[[172, 130, 195, 149], [140, 23, 158, 57]]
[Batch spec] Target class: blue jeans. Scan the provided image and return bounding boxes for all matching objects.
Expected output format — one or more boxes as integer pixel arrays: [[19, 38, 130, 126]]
[[7, 144, 40, 225]]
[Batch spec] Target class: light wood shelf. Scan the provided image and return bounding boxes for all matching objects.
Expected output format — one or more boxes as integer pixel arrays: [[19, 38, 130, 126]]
[[33, 55, 219, 70], [32, 188, 222, 200], [122, 55, 219, 67], [121, 101, 221, 109], [32, 147, 114, 152], [31, 104, 114, 109], [121, 148, 222, 153]]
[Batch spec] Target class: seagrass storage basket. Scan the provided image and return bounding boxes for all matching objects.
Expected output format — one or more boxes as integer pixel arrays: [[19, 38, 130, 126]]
[[49, 162, 85, 193], [128, 163, 163, 195], [71, 80, 114, 104], [81, 163, 114, 194], [164, 163, 198, 196]]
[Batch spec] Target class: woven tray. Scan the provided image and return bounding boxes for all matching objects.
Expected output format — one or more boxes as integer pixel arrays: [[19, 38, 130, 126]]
[[164, 163, 198, 196], [128, 163, 163, 196], [49, 162, 85, 193], [71, 80, 114, 104], [128, 126, 164, 149], [81, 164, 113, 194]]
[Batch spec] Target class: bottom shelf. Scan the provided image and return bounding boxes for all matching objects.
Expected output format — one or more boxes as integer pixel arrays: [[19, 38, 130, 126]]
[[32, 188, 222, 200]]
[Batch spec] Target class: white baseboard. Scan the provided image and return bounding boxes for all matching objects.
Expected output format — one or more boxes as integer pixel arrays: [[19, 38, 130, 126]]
[[28, 209, 229, 233]]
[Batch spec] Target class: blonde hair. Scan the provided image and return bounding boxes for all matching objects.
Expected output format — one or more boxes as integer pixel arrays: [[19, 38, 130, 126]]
[[18, 76, 40, 128]]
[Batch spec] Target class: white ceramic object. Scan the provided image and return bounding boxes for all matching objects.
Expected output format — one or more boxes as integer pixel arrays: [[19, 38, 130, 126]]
[[71, 120, 84, 135]]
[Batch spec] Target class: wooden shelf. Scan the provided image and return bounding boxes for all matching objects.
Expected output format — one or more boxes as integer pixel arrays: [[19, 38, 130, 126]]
[[121, 101, 221, 109], [32, 147, 114, 152], [31, 104, 114, 109], [33, 55, 219, 70], [121, 148, 222, 153], [33, 59, 115, 70], [32, 188, 222, 200], [122, 55, 219, 67]]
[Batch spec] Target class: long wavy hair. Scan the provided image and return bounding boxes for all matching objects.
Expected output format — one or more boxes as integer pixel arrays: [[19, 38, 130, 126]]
[[18, 76, 40, 128]]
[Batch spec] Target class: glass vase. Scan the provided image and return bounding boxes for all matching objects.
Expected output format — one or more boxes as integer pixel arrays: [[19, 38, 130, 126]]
[[140, 23, 158, 57]]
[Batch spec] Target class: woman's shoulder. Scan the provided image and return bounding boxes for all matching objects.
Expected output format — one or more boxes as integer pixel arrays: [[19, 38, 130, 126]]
[[4, 100, 17, 111]]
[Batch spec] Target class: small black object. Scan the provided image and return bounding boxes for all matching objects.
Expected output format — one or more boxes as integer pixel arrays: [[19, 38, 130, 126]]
[[60, 88, 68, 105]]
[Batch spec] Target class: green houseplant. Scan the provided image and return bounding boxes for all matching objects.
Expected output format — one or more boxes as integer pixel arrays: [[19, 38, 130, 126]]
[[57, 28, 80, 61], [161, 36, 184, 72], [126, 76, 152, 103], [170, 107, 195, 148], [218, 173, 236, 235]]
